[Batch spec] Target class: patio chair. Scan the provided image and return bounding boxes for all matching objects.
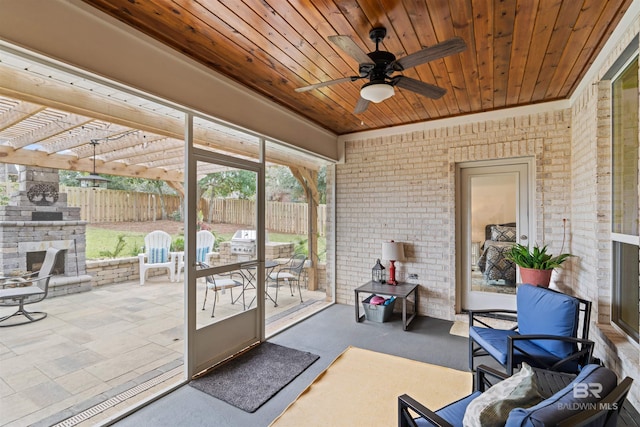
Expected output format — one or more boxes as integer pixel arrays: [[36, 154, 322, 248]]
[[268, 253, 306, 305], [398, 363, 634, 427], [138, 230, 177, 285], [0, 247, 61, 327], [198, 262, 245, 317], [175, 230, 215, 282], [469, 284, 594, 375]]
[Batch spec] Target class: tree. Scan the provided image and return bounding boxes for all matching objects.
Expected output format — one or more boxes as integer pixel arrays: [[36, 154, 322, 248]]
[[199, 170, 256, 199], [265, 166, 326, 204]]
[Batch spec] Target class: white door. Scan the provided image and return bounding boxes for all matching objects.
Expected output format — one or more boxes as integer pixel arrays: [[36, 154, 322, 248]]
[[185, 116, 265, 376], [457, 159, 533, 310]]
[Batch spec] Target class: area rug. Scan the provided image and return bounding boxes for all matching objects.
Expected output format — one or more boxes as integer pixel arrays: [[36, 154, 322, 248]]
[[449, 320, 469, 337], [270, 346, 472, 426], [189, 342, 319, 413]]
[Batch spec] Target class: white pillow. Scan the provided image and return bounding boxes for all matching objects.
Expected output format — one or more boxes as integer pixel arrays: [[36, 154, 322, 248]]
[[462, 363, 543, 427]]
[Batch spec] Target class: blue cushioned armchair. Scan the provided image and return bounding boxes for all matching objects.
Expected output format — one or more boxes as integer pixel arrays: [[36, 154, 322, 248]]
[[469, 284, 594, 374], [398, 364, 634, 427]]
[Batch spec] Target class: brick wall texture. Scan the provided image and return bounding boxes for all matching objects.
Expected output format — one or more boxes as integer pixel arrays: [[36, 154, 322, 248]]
[[336, 21, 640, 408]]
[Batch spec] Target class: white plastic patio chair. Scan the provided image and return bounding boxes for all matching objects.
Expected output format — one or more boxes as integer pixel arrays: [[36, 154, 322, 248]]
[[175, 230, 216, 282], [138, 230, 176, 285]]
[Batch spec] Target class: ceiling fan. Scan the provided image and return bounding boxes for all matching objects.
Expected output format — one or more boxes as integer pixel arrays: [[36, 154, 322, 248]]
[[295, 27, 466, 114]]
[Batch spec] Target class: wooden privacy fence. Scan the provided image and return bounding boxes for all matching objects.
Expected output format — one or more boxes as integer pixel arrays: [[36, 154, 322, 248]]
[[62, 187, 326, 236], [206, 199, 326, 236], [62, 186, 184, 222]]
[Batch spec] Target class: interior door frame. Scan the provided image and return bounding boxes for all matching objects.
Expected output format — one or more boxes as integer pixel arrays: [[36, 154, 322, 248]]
[[184, 114, 266, 377], [455, 157, 535, 312]]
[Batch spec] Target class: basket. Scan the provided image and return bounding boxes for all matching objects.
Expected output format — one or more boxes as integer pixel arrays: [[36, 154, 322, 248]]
[[362, 295, 396, 322]]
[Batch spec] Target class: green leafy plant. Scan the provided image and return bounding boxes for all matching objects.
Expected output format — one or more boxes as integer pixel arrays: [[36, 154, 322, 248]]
[[506, 243, 572, 270], [129, 239, 143, 257], [293, 237, 308, 256], [99, 234, 128, 259], [172, 236, 185, 252]]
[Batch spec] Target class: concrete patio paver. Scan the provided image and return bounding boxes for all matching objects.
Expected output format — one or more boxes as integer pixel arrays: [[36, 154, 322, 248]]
[[0, 276, 329, 426]]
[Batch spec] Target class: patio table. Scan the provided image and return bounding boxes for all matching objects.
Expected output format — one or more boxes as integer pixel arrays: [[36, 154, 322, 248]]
[[237, 260, 279, 308], [354, 281, 419, 331]]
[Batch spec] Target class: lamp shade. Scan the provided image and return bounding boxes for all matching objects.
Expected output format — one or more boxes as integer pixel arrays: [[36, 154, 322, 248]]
[[360, 82, 394, 103], [382, 241, 405, 261]]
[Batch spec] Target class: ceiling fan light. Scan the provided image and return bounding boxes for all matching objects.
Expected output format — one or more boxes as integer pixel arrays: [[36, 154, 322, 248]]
[[360, 83, 394, 103]]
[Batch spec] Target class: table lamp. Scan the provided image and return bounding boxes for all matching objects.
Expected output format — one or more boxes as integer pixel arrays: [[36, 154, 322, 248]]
[[382, 241, 405, 285]]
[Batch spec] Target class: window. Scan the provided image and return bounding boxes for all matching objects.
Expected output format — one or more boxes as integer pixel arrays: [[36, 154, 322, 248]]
[[611, 57, 640, 342]]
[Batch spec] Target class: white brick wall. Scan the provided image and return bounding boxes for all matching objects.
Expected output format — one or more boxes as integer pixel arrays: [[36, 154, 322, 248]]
[[337, 109, 573, 318], [333, 12, 640, 410], [569, 20, 640, 408]]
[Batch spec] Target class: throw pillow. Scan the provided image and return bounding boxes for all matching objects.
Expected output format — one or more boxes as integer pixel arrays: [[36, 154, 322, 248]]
[[462, 363, 544, 427], [491, 225, 517, 242], [484, 245, 516, 282]]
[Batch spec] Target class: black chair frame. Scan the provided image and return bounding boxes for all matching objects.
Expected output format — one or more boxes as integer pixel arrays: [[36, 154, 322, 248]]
[[399, 365, 634, 427], [269, 253, 306, 305], [0, 247, 61, 327], [198, 262, 245, 318], [469, 289, 594, 374], [399, 365, 506, 427]]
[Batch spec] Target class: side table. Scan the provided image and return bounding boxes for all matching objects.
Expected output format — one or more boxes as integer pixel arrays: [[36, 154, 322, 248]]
[[354, 281, 419, 330]]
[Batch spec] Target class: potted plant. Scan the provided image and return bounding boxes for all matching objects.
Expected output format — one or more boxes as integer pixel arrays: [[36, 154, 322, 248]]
[[506, 243, 573, 287]]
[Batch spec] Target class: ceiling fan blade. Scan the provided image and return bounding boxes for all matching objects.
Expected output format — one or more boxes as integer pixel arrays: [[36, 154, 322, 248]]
[[392, 76, 447, 99], [353, 97, 370, 114], [295, 76, 359, 93], [390, 37, 466, 71], [328, 35, 374, 65]]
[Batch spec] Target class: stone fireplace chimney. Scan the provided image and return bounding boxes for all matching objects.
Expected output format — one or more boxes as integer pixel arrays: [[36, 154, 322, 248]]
[[0, 166, 92, 296]]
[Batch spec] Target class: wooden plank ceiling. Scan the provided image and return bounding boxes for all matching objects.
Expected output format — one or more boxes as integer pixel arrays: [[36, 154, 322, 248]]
[[81, 0, 632, 135]]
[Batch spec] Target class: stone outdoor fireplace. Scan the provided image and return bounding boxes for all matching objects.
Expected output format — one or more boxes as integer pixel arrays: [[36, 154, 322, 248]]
[[0, 166, 92, 296]]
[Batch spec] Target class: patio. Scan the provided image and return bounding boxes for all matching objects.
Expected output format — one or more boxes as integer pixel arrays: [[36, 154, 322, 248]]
[[0, 275, 329, 427]]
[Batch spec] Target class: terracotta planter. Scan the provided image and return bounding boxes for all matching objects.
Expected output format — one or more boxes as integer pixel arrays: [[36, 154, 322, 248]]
[[519, 267, 553, 288]]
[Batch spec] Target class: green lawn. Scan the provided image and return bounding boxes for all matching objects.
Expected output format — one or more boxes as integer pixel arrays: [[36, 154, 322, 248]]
[[86, 226, 326, 261]]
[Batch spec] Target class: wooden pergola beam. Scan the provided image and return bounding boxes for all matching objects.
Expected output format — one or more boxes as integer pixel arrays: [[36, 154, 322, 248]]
[[289, 165, 319, 291], [0, 67, 321, 172], [0, 100, 44, 131], [0, 145, 183, 182]]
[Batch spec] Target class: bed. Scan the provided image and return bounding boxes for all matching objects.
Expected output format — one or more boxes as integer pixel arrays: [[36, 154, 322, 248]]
[[476, 222, 517, 285]]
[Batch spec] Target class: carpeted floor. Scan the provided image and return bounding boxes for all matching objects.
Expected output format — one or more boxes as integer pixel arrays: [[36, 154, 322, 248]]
[[189, 342, 319, 413], [271, 346, 472, 426]]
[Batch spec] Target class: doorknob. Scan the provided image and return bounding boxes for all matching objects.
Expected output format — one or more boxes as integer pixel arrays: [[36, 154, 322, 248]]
[[520, 235, 528, 240]]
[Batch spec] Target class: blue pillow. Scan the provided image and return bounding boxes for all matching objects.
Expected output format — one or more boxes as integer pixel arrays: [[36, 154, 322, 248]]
[[517, 285, 579, 358], [150, 247, 168, 263], [505, 364, 617, 426], [197, 247, 207, 263]]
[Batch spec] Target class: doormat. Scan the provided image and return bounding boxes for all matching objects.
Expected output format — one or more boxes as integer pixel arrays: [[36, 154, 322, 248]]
[[449, 321, 469, 337], [189, 342, 319, 413]]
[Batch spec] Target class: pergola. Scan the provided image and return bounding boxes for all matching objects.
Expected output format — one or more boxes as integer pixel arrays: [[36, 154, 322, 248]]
[[0, 49, 326, 287]]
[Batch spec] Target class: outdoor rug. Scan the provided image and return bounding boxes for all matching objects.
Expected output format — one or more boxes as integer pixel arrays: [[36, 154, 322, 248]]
[[189, 342, 319, 413], [270, 346, 472, 426], [449, 320, 469, 337]]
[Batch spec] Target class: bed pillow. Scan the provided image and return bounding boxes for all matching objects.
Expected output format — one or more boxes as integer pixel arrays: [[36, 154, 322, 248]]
[[484, 244, 516, 282], [463, 363, 543, 427], [491, 225, 517, 242]]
